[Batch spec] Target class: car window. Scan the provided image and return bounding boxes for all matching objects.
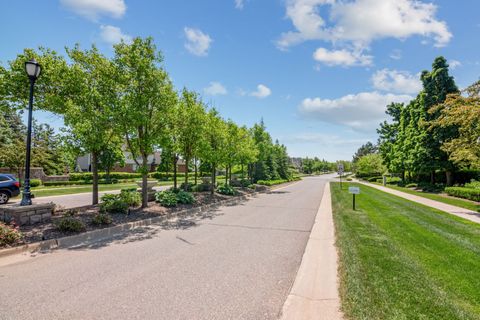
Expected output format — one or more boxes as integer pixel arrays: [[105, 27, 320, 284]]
[[0, 176, 10, 182]]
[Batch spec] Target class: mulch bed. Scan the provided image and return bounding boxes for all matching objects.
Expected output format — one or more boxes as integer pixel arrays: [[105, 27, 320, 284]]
[[10, 188, 257, 247]]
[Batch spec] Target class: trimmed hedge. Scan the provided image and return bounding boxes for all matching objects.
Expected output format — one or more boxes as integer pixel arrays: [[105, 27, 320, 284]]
[[445, 187, 480, 202], [257, 177, 300, 186], [42, 178, 134, 187], [30, 179, 42, 187], [69, 172, 143, 181]]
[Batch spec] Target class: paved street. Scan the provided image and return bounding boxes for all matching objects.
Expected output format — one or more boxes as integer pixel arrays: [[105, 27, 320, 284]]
[[0, 176, 332, 320], [9, 186, 170, 209]]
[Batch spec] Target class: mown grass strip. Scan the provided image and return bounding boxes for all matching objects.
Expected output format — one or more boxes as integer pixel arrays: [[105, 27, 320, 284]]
[[332, 182, 480, 320]]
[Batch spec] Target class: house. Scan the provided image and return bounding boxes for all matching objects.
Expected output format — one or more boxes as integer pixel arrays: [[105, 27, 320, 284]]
[[76, 151, 187, 173]]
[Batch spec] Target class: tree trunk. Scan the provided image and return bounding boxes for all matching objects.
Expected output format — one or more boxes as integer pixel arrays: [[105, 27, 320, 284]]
[[194, 157, 198, 185], [225, 166, 228, 185], [229, 165, 233, 185], [184, 157, 189, 191], [241, 163, 244, 180], [446, 170, 454, 186], [173, 154, 178, 190], [430, 170, 436, 184], [141, 154, 148, 208], [211, 164, 216, 195], [401, 170, 406, 183], [91, 151, 99, 205]]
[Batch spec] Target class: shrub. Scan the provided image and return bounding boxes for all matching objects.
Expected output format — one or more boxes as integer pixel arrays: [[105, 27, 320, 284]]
[[445, 187, 480, 202], [406, 183, 418, 188], [43, 181, 89, 187], [155, 190, 178, 207], [386, 177, 403, 185], [464, 179, 480, 190], [69, 172, 143, 181], [149, 172, 186, 180], [248, 184, 256, 190], [231, 179, 250, 188], [346, 178, 352, 181], [56, 216, 86, 233], [0, 221, 23, 247], [120, 189, 141, 207], [217, 183, 236, 196], [91, 213, 113, 225], [192, 183, 211, 192], [180, 182, 194, 192], [257, 179, 289, 186], [176, 191, 196, 204], [367, 176, 383, 183], [30, 179, 42, 187], [418, 182, 444, 193], [100, 194, 129, 214]]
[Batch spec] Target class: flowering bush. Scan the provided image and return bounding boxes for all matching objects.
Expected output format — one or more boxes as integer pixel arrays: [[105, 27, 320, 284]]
[[0, 221, 23, 247]]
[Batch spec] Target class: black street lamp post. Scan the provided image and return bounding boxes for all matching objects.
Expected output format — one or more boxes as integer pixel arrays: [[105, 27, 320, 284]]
[[20, 59, 41, 206]]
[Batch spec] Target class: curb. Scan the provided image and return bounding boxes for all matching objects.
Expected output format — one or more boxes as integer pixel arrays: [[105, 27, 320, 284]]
[[0, 189, 269, 259], [280, 182, 343, 320]]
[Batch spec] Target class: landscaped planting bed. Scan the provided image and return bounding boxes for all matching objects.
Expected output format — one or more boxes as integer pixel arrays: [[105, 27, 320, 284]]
[[332, 182, 480, 319], [2, 187, 257, 248]]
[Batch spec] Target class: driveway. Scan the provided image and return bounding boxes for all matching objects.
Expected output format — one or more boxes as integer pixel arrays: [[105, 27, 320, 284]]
[[0, 175, 333, 319]]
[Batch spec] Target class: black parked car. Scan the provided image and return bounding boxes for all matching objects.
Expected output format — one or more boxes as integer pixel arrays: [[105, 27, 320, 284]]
[[0, 174, 20, 204]]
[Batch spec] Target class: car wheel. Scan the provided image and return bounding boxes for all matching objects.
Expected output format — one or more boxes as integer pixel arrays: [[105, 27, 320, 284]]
[[0, 191, 9, 204]]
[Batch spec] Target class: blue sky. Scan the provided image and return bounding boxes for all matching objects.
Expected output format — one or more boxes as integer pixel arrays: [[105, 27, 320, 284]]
[[1, 0, 479, 161]]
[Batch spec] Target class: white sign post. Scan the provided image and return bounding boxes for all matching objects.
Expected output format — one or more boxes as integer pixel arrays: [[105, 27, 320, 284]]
[[348, 186, 360, 210]]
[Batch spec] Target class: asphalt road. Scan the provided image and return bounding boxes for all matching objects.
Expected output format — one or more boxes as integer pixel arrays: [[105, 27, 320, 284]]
[[0, 175, 332, 320], [9, 186, 170, 209]]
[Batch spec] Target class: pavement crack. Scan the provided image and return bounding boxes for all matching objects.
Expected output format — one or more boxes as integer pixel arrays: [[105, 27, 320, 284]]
[[201, 222, 310, 233], [290, 293, 340, 302], [175, 236, 195, 245]]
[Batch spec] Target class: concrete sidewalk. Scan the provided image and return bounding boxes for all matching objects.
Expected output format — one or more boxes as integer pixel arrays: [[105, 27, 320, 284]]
[[280, 182, 343, 320], [358, 181, 480, 224]]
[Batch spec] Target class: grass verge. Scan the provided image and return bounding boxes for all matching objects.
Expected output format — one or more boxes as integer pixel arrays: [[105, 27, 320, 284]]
[[13, 181, 173, 198], [332, 182, 480, 319]]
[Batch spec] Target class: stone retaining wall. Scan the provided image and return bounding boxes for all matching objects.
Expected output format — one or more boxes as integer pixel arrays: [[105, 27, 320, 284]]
[[0, 203, 55, 225]]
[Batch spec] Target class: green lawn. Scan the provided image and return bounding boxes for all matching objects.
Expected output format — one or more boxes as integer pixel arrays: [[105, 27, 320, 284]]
[[378, 183, 480, 212], [13, 181, 173, 198], [332, 182, 480, 320]]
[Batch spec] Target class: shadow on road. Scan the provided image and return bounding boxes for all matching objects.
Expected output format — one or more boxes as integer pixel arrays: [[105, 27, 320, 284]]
[[65, 199, 250, 251]]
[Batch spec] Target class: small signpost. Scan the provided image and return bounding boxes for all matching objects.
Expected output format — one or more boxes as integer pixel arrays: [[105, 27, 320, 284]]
[[348, 186, 360, 210], [337, 163, 344, 189]]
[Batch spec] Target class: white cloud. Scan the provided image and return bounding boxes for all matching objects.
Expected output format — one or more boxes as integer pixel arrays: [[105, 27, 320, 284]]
[[278, 0, 451, 49], [250, 84, 272, 98], [449, 60, 461, 70], [284, 133, 368, 145], [100, 25, 132, 45], [371, 69, 422, 94], [313, 47, 372, 67], [184, 27, 212, 56], [299, 91, 412, 131], [204, 82, 228, 96], [61, 0, 126, 21], [235, 0, 245, 9], [389, 49, 402, 60]]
